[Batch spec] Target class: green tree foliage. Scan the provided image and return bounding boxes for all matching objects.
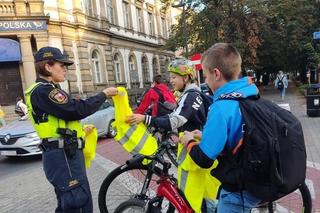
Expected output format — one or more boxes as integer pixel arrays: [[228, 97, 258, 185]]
[[164, 0, 320, 74]]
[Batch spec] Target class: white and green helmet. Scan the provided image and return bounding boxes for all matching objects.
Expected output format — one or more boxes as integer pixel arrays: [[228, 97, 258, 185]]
[[168, 59, 196, 80]]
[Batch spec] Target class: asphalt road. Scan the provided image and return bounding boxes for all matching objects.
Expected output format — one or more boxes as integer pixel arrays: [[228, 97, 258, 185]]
[[0, 155, 42, 180]]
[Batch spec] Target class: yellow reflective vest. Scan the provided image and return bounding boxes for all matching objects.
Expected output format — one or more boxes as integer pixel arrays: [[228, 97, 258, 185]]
[[25, 83, 84, 139], [177, 142, 221, 213], [112, 87, 158, 157], [83, 124, 98, 168]]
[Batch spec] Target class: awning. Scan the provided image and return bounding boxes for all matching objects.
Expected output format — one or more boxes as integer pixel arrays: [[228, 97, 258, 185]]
[[0, 38, 21, 62]]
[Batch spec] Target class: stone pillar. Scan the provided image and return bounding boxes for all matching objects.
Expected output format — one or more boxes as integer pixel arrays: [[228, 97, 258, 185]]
[[35, 34, 49, 49], [18, 35, 36, 87]]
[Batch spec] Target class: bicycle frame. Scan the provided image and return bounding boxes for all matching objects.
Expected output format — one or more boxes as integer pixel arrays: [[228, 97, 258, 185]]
[[147, 175, 193, 213]]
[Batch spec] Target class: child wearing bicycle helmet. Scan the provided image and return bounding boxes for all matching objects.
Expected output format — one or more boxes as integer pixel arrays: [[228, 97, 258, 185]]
[[127, 58, 215, 212], [126, 58, 208, 133]]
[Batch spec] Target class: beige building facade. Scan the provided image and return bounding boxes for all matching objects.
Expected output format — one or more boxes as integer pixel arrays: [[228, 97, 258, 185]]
[[0, 0, 179, 107]]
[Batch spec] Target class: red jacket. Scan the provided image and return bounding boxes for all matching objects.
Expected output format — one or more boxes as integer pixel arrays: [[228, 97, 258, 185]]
[[136, 83, 176, 116]]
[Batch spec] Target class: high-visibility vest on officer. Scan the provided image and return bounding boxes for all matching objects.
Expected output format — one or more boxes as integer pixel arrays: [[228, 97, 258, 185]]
[[25, 46, 118, 213]]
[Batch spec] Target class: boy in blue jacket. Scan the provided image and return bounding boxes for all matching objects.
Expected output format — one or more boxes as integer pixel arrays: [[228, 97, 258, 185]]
[[181, 43, 261, 212]]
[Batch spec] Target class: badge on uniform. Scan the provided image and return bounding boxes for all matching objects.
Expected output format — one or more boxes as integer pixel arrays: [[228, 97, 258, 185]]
[[49, 89, 68, 104]]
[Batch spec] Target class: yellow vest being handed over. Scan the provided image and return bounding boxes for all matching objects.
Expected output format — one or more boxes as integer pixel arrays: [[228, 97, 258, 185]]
[[177, 141, 221, 212], [83, 124, 98, 168], [112, 87, 158, 157], [25, 83, 84, 139]]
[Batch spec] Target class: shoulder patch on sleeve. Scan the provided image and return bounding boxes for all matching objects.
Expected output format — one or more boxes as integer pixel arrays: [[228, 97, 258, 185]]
[[48, 89, 68, 104]]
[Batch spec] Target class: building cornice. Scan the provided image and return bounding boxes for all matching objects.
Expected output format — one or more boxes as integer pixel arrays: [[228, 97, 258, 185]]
[[108, 31, 162, 48], [49, 20, 165, 48], [0, 16, 49, 21]]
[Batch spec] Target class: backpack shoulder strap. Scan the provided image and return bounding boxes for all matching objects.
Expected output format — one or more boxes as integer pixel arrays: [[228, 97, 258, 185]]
[[152, 87, 164, 103]]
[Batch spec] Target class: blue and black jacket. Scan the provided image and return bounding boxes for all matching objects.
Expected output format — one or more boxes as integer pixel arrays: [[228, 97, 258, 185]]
[[188, 77, 259, 168]]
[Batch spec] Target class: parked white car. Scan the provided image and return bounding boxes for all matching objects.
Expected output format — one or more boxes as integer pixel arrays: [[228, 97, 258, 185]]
[[0, 101, 115, 156]]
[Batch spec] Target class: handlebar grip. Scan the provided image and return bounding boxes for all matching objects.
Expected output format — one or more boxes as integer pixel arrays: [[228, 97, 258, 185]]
[[126, 154, 146, 165]]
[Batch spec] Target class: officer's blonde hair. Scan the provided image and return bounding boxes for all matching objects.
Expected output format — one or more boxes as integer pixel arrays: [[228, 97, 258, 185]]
[[201, 43, 242, 81]]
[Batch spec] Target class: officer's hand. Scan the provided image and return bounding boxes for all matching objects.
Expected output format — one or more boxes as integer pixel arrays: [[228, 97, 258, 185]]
[[103, 87, 118, 97], [180, 131, 195, 147], [126, 114, 145, 125]]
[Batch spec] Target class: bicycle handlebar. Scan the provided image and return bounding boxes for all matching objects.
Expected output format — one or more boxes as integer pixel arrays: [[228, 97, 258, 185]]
[[126, 150, 172, 173], [126, 154, 145, 165]]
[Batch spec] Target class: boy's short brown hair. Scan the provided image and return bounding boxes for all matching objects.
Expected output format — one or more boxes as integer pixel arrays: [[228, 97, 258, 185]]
[[201, 43, 242, 81]]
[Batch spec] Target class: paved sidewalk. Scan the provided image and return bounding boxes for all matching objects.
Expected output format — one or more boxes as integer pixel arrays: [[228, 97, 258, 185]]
[[0, 152, 122, 213]]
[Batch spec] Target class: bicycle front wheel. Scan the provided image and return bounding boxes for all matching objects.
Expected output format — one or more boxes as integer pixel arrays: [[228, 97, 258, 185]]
[[98, 163, 159, 213]]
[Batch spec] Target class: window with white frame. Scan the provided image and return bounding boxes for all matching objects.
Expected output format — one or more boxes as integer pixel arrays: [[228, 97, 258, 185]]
[[129, 55, 138, 84], [142, 56, 149, 84], [136, 7, 144, 32], [148, 12, 155, 36], [152, 57, 159, 77], [91, 50, 102, 83], [106, 0, 114, 24], [86, 0, 96, 16], [114, 54, 122, 82], [123, 1, 131, 29], [161, 17, 167, 38], [129, 55, 136, 71]]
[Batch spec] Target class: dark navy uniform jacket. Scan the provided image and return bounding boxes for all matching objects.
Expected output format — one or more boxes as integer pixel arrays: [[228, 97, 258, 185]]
[[31, 78, 107, 121]]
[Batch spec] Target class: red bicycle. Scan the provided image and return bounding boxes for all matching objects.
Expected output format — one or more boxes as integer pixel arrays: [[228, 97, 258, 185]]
[[112, 153, 312, 213], [114, 154, 193, 213]]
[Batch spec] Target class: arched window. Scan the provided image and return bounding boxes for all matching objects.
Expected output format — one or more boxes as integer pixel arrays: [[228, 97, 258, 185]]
[[162, 57, 170, 81], [91, 50, 102, 83], [152, 57, 159, 78], [129, 55, 136, 71], [142, 56, 149, 85], [114, 53, 123, 82], [129, 54, 138, 87]]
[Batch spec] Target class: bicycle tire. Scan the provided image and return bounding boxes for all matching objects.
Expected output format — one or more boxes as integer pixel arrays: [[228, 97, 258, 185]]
[[114, 198, 145, 213], [251, 182, 312, 213], [98, 163, 160, 213]]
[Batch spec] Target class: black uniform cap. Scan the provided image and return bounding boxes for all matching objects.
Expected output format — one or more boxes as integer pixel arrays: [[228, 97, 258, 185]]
[[34, 46, 74, 66]]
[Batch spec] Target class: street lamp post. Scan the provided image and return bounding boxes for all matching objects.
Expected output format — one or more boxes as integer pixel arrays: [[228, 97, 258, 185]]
[[172, 0, 188, 58]]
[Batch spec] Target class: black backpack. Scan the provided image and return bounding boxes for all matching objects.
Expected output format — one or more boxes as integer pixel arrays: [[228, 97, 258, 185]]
[[277, 76, 284, 90], [152, 87, 176, 116], [212, 95, 306, 202]]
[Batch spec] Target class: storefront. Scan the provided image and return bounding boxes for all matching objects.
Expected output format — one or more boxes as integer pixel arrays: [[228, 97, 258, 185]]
[[0, 19, 48, 105]]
